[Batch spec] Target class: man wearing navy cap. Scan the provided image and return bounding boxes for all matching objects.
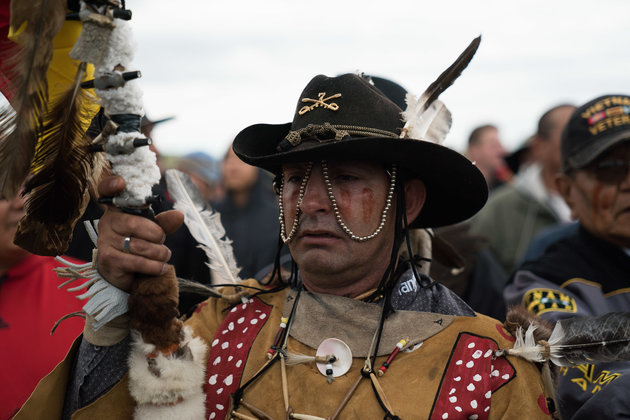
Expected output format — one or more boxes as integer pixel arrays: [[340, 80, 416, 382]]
[[506, 94, 630, 419]]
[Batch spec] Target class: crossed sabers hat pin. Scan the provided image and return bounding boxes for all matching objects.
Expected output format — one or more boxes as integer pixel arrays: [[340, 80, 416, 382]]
[[299, 92, 342, 115]]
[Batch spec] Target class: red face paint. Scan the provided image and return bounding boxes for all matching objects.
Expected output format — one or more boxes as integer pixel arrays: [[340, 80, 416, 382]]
[[591, 183, 603, 215], [336, 186, 352, 224], [361, 187, 375, 224], [598, 185, 615, 211]]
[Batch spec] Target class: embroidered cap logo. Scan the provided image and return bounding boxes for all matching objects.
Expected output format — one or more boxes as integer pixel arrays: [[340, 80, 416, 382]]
[[298, 92, 342, 115]]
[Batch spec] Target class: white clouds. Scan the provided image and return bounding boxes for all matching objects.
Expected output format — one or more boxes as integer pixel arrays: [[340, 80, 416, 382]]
[[128, 0, 630, 158]]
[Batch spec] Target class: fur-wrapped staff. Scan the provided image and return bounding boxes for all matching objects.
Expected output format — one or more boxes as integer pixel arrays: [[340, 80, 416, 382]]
[[0, 0, 207, 417], [58, 2, 208, 418]]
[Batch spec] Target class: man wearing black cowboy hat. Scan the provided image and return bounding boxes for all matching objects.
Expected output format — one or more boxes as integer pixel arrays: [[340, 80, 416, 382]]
[[18, 41, 552, 420]]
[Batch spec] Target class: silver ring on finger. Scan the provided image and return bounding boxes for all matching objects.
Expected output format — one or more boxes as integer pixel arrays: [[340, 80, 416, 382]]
[[123, 236, 132, 253]]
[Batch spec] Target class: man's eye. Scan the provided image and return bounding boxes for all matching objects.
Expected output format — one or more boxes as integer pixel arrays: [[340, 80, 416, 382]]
[[286, 175, 303, 184], [594, 159, 630, 184], [334, 174, 358, 182]]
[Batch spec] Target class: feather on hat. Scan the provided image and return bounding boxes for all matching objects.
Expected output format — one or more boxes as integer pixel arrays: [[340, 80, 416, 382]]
[[233, 37, 486, 228]]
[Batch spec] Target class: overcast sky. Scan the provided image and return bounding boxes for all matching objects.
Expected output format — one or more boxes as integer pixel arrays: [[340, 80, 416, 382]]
[[129, 0, 629, 161]]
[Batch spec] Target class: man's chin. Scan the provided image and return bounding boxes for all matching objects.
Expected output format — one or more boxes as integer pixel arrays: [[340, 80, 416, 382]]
[[293, 251, 343, 274]]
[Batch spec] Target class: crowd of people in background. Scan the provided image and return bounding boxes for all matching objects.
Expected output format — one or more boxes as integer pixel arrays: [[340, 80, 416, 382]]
[[1, 0, 628, 417], [3, 80, 630, 418]]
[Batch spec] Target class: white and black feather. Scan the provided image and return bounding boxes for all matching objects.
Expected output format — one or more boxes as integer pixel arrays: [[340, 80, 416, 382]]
[[165, 169, 241, 285]]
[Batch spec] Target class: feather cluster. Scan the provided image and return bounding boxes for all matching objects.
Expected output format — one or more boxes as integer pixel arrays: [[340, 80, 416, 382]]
[[0, 0, 104, 255], [400, 36, 481, 143], [0, 0, 67, 199], [505, 312, 630, 366], [165, 169, 242, 285], [15, 63, 102, 255]]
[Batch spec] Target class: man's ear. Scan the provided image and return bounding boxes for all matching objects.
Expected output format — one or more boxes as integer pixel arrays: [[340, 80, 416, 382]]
[[555, 173, 577, 219], [404, 178, 426, 223]]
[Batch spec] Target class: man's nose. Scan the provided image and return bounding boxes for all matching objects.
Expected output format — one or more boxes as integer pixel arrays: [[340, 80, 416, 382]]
[[299, 166, 332, 215]]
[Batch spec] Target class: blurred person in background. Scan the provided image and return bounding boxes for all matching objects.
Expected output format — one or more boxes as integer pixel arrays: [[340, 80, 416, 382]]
[[0, 187, 84, 419], [214, 144, 281, 279], [176, 151, 224, 203], [465, 124, 512, 190], [470, 104, 575, 273], [505, 135, 536, 176], [505, 94, 630, 419]]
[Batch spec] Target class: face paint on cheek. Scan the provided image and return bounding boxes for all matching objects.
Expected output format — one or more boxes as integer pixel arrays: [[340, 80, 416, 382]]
[[336, 186, 352, 217], [590, 182, 618, 231], [591, 183, 603, 214], [361, 187, 375, 224], [592, 182, 618, 213]]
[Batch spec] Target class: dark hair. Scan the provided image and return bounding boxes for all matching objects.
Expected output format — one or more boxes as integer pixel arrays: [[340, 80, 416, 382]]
[[468, 124, 497, 147], [537, 104, 575, 140]]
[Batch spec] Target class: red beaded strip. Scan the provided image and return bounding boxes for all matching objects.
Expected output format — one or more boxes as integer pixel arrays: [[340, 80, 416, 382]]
[[267, 317, 289, 359], [377, 338, 407, 376]]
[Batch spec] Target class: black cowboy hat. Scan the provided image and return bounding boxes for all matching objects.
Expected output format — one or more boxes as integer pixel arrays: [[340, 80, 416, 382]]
[[233, 73, 487, 228]]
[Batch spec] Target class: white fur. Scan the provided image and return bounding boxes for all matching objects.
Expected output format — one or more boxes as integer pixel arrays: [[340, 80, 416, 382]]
[[89, 7, 155, 205], [98, 81, 144, 116], [98, 18, 136, 70], [109, 141, 161, 201], [128, 326, 208, 418], [133, 392, 206, 420]]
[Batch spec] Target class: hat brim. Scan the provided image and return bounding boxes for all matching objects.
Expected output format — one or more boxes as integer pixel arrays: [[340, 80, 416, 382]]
[[565, 130, 630, 170], [233, 123, 488, 228]]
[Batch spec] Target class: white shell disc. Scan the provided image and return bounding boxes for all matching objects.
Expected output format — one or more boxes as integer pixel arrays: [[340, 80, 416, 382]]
[[315, 338, 353, 378]]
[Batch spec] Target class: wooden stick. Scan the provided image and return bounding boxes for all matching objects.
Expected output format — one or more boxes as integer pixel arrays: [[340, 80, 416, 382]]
[[280, 354, 290, 412], [291, 414, 327, 420], [329, 373, 364, 420], [231, 411, 259, 420], [369, 372, 396, 415], [239, 399, 279, 420]]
